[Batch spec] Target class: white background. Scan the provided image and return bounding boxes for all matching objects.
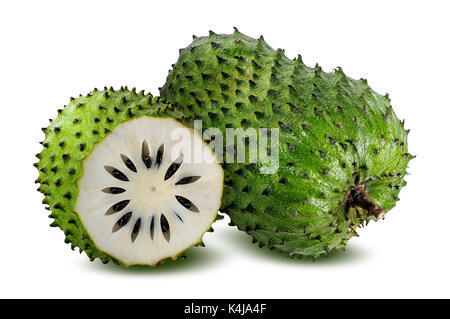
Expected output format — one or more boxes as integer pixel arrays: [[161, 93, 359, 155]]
[[0, 0, 449, 298]]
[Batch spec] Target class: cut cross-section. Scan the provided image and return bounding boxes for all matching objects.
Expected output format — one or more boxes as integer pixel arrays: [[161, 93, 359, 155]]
[[76, 116, 223, 266]]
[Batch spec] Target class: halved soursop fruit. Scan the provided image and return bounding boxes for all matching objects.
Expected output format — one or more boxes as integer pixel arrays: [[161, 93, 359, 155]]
[[35, 87, 223, 266], [160, 29, 414, 259]]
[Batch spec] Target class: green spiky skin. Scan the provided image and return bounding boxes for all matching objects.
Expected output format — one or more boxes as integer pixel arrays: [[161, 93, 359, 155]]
[[35, 87, 213, 266], [160, 29, 414, 259]]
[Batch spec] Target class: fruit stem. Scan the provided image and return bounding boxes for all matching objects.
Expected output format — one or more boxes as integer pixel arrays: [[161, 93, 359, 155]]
[[346, 185, 386, 220]]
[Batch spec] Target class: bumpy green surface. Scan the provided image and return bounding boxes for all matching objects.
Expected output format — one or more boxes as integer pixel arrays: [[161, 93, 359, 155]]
[[35, 87, 210, 265], [160, 29, 413, 258]]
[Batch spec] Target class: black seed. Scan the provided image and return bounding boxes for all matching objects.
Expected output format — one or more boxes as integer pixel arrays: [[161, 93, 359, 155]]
[[102, 187, 126, 194], [141, 141, 152, 168], [160, 214, 169, 232], [175, 195, 199, 213], [131, 218, 141, 243], [105, 166, 129, 181], [175, 176, 201, 185], [112, 212, 132, 232], [121, 154, 137, 173], [54, 179, 61, 186], [106, 200, 130, 215], [113, 200, 130, 212], [150, 216, 155, 240], [125, 159, 137, 172], [155, 144, 164, 167], [165, 161, 182, 180]]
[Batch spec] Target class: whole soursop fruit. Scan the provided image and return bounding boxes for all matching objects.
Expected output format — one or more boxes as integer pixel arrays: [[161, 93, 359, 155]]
[[160, 29, 414, 259], [35, 87, 223, 266]]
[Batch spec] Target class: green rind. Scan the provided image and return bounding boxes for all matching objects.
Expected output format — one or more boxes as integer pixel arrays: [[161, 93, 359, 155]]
[[35, 87, 221, 266], [160, 29, 413, 258]]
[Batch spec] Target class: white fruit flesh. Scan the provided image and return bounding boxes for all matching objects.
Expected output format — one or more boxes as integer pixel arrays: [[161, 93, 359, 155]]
[[76, 117, 223, 266]]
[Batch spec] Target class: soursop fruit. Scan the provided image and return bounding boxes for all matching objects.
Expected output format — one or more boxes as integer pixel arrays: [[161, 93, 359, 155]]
[[160, 29, 413, 259], [35, 87, 224, 266]]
